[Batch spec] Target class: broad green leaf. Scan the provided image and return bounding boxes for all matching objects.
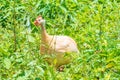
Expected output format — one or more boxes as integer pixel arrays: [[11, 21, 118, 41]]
[[28, 35, 35, 42], [4, 58, 11, 69], [36, 66, 44, 76]]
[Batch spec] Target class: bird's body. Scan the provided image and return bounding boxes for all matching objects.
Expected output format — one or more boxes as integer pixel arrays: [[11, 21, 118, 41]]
[[41, 35, 79, 67], [41, 35, 79, 54], [34, 16, 79, 69]]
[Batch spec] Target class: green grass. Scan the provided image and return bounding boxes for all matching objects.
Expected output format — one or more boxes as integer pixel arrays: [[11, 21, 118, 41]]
[[0, 0, 120, 80]]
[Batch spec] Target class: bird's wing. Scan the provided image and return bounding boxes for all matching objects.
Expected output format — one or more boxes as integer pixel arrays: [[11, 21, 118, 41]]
[[52, 36, 73, 53]]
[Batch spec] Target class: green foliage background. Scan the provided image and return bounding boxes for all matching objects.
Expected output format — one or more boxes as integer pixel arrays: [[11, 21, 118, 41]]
[[0, 0, 120, 80]]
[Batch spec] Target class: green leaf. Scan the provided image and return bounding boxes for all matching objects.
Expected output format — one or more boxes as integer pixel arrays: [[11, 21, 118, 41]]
[[16, 76, 26, 80], [36, 66, 44, 76], [35, 77, 41, 80], [4, 58, 11, 69], [28, 35, 35, 42]]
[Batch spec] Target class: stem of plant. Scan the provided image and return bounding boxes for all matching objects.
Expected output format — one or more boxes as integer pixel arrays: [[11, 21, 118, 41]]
[[13, 1, 17, 52]]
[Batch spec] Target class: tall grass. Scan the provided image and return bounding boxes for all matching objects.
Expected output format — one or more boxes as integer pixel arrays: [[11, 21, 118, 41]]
[[0, 0, 120, 79]]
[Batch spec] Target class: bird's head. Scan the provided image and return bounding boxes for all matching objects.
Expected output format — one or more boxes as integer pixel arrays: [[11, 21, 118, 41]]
[[34, 16, 45, 27]]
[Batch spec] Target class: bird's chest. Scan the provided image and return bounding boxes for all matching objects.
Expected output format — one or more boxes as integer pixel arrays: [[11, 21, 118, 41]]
[[40, 40, 56, 54]]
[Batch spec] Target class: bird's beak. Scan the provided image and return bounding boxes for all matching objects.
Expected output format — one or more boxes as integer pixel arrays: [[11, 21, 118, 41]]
[[34, 20, 38, 26]]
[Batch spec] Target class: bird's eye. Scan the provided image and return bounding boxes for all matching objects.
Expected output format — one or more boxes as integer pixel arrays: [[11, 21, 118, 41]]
[[38, 19, 41, 21]]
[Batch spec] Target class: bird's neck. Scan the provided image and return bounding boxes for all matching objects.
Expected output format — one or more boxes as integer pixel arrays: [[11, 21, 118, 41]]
[[41, 24, 48, 42]]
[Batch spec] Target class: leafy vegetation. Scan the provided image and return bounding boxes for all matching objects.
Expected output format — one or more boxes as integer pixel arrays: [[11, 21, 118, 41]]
[[0, 0, 120, 80]]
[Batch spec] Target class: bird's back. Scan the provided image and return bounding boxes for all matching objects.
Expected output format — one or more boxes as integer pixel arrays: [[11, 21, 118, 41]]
[[46, 35, 79, 53]]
